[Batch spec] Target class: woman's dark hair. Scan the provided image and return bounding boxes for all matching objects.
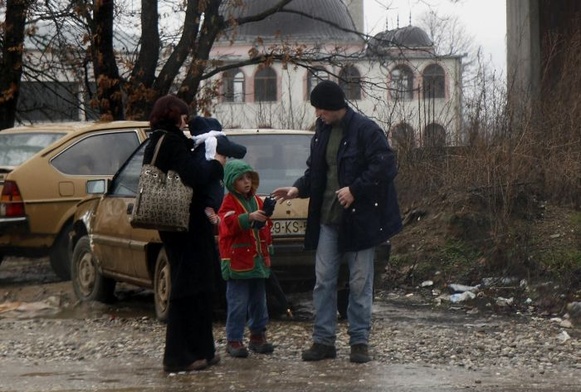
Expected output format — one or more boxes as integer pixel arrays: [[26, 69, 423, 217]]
[[149, 95, 190, 129]]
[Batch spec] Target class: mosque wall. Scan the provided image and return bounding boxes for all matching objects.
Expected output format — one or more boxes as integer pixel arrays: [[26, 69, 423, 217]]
[[209, 53, 463, 147]]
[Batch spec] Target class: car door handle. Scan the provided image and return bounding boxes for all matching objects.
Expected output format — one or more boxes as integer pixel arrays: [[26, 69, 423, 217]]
[[127, 203, 134, 215]]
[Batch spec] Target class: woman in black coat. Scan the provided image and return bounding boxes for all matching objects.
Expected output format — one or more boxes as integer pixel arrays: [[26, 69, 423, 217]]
[[143, 95, 226, 372]]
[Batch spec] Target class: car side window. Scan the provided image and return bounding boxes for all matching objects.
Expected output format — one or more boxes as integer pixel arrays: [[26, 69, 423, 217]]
[[109, 141, 146, 197], [51, 131, 140, 175], [0, 133, 65, 166]]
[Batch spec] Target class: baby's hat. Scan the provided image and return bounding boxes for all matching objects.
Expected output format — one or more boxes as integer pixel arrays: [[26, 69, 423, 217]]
[[189, 116, 223, 136]]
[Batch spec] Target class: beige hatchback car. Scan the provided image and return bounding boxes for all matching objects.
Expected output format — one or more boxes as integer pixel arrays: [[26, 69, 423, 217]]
[[0, 121, 149, 280], [70, 129, 390, 320]]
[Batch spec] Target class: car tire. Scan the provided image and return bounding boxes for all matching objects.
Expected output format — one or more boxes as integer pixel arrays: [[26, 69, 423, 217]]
[[71, 236, 116, 303], [153, 248, 171, 322], [49, 222, 73, 281]]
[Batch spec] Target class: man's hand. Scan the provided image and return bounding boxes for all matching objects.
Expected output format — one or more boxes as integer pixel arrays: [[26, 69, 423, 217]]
[[336, 187, 354, 209], [271, 187, 299, 202]]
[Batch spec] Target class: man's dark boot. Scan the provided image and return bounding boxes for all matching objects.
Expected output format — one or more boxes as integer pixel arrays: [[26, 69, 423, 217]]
[[350, 344, 371, 363], [301, 343, 336, 361]]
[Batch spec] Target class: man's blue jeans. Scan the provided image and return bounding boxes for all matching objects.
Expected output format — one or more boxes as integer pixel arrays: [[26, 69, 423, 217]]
[[312, 224, 374, 346], [226, 278, 269, 341]]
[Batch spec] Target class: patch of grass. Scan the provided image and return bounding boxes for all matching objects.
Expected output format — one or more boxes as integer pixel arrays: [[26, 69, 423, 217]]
[[570, 212, 581, 230], [438, 240, 482, 265], [537, 248, 581, 274], [386, 239, 483, 286]]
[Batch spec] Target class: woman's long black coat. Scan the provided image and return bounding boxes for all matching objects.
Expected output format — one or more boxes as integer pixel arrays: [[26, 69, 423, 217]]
[[143, 126, 224, 299]]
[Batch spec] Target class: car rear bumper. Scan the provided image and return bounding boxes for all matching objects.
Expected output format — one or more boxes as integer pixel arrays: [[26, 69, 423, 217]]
[[0, 216, 29, 235], [0, 217, 55, 258]]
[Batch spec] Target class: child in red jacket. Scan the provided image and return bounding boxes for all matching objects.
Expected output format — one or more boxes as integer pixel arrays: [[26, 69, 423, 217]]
[[218, 159, 274, 358]]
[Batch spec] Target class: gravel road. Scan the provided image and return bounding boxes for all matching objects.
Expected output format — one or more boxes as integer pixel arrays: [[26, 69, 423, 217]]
[[1, 257, 581, 392]]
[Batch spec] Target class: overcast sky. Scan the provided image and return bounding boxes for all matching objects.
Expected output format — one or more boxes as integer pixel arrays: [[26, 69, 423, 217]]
[[363, 0, 507, 73]]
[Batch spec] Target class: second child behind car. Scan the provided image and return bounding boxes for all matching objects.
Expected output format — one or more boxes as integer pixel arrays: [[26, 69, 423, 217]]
[[218, 159, 275, 358]]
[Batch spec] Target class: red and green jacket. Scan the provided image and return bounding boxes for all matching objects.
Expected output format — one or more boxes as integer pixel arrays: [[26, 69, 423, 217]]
[[217, 160, 272, 280]]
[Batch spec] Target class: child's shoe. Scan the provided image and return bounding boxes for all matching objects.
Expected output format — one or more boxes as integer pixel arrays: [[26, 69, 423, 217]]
[[226, 341, 249, 358], [248, 332, 274, 354]]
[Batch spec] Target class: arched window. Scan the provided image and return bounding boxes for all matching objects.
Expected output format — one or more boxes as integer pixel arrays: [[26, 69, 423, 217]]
[[254, 66, 277, 102], [307, 67, 329, 98], [223, 68, 245, 103], [422, 64, 446, 99], [390, 65, 414, 101], [339, 65, 361, 100], [390, 123, 416, 150], [424, 123, 446, 147]]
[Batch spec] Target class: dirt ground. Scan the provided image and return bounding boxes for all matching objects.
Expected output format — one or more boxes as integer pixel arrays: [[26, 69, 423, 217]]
[[2, 257, 581, 392]]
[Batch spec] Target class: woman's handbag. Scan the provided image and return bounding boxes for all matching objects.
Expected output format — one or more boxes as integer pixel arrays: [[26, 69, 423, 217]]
[[130, 134, 193, 231]]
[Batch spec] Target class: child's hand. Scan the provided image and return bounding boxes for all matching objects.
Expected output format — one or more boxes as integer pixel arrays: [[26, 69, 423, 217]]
[[249, 210, 268, 230], [214, 153, 227, 165], [249, 210, 267, 223], [204, 207, 220, 225]]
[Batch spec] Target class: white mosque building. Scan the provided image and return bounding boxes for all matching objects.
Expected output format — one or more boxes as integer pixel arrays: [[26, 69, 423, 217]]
[[209, 0, 464, 149], [14, 0, 463, 149]]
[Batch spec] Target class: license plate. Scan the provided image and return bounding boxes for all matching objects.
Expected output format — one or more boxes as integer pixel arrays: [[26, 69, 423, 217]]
[[271, 219, 307, 236]]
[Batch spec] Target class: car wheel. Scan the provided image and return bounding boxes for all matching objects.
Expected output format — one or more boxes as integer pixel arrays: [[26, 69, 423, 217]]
[[71, 236, 116, 303], [154, 248, 171, 322], [49, 222, 73, 281]]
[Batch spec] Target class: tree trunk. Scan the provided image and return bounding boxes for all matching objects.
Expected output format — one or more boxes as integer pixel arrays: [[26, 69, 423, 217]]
[[177, 0, 224, 111], [91, 0, 124, 120], [0, 0, 31, 130], [152, 0, 205, 100], [124, 0, 160, 120]]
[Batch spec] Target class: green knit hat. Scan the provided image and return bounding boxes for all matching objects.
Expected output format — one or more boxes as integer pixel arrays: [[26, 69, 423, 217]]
[[223, 159, 259, 194]]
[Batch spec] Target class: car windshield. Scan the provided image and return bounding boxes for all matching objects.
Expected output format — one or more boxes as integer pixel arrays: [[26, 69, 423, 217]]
[[0, 132, 65, 167], [109, 133, 311, 197], [227, 133, 311, 194]]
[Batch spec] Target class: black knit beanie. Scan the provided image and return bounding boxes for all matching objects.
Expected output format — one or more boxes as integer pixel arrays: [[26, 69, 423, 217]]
[[188, 115, 222, 136], [310, 80, 347, 110]]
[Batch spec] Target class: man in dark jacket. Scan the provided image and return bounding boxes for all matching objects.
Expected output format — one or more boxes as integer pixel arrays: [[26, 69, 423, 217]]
[[272, 80, 402, 364]]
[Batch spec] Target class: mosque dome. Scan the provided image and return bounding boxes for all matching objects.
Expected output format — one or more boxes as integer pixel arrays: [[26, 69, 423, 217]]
[[367, 25, 434, 56], [220, 0, 362, 43]]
